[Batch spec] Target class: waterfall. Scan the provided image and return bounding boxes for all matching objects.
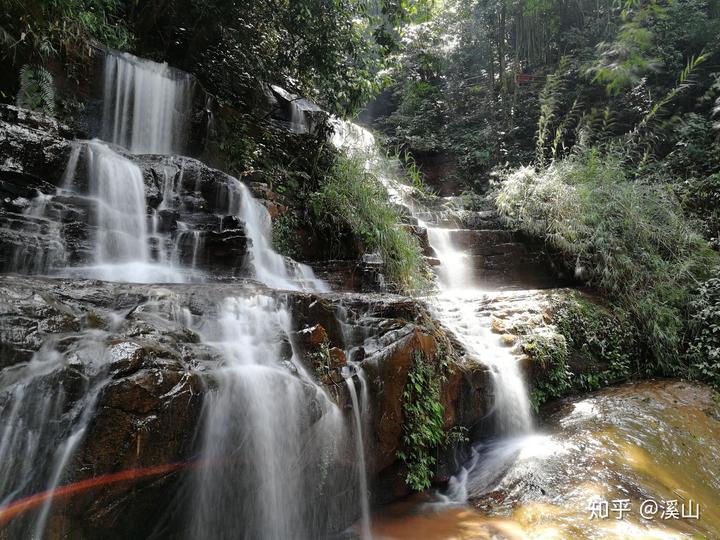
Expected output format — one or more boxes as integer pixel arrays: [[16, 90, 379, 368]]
[[422, 221, 533, 436], [0, 336, 110, 538], [59, 141, 187, 283], [225, 179, 327, 292], [186, 295, 353, 539], [0, 46, 377, 539], [102, 51, 194, 155], [346, 372, 371, 540], [331, 120, 534, 496]]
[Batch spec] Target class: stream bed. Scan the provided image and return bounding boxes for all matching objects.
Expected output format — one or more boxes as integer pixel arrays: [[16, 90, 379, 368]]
[[372, 380, 720, 539]]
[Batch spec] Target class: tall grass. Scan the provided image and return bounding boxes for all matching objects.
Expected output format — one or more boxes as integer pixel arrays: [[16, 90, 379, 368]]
[[310, 153, 429, 293], [496, 149, 718, 371]]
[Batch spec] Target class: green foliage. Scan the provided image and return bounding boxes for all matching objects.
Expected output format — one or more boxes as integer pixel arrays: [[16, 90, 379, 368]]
[[527, 295, 639, 410], [588, 0, 666, 94], [459, 189, 486, 211], [525, 332, 571, 411], [396, 349, 446, 491], [128, 0, 399, 117], [16, 64, 55, 115], [272, 213, 302, 261], [497, 150, 718, 371], [371, 0, 720, 195], [1, 0, 132, 61], [309, 152, 429, 292], [537, 57, 571, 165], [688, 278, 720, 388]]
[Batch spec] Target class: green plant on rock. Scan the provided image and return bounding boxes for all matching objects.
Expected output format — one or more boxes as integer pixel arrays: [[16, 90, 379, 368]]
[[497, 149, 718, 373], [688, 277, 720, 388], [526, 294, 641, 410], [397, 350, 446, 491], [524, 332, 571, 412], [272, 213, 301, 260], [310, 152, 429, 293], [16, 64, 55, 116]]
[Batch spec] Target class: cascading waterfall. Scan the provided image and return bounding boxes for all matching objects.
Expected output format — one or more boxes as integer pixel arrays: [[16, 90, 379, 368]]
[[423, 225, 533, 438], [60, 140, 187, 283], [11, 51, 326, 290], [186, 295, 356, 539], [2, 49, 361, 540], [224, 178, 327, 291], [332, 120, 535, 498], [102, 50, 194, 155]]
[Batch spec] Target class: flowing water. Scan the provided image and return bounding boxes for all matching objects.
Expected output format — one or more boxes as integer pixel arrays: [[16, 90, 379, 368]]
[[332, 121, 534, 445], [0, 51, 349, 539], [67, 140, 187, 283], [5, 48, 717, 539], [372, 380, 720, 539], [185, 294, 354, 539], [102, 50, 194, 155], [0, 333, 114, 537]]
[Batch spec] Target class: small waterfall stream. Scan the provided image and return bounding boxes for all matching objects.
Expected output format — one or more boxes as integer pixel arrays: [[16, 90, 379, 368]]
[[332, 122, 535, 500]]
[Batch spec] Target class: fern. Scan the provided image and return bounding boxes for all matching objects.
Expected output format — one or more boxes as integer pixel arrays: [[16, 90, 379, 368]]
[[551, 96, 583, 161], [638, 54, 708, 130], [16, 64, 55, 116]]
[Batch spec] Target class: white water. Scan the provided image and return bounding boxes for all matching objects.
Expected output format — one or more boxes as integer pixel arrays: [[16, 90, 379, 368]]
[[223, 178, 326, 291], [346, 371, 371, 540], [2, 50, 349, 540], [331, 121, 534, 497], [0, 336, 110, 537], [15, 52, 326, 290], [60, 140, 188, 283], [102, 51, 194, 155], [424, 223, 533, 437], [187, 295, 352, 539]]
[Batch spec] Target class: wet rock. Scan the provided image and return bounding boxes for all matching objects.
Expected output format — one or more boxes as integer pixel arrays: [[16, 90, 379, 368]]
[[0, 275, 492, 533], [0, 105, 73, 184], [296, 324, 329, 350]]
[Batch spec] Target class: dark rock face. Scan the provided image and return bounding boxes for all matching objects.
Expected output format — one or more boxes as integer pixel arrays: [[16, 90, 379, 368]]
[[446, 228, 560, 289], [0, 275, 489, 536], [0, 106, 255, 277], [0, 106, 74, 271]]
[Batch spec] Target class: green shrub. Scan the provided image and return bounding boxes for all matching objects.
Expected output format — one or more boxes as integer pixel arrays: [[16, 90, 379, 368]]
[[688, 278, 720, 388], [310, 153, 429, 292], [525, 332, 572, 411], [16, 65, 55, 116], [272, 213, 301, 260], [526, 295, 640, 409], [497, 149, 718, 372]]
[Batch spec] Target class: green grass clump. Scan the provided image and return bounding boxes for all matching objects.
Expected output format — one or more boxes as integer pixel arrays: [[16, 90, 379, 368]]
[[526, 294, 640, 410], [310, 153, 429, 293]]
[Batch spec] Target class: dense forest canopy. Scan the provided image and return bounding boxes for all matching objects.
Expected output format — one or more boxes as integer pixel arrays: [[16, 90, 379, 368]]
[[1, 0, 437, 115]]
